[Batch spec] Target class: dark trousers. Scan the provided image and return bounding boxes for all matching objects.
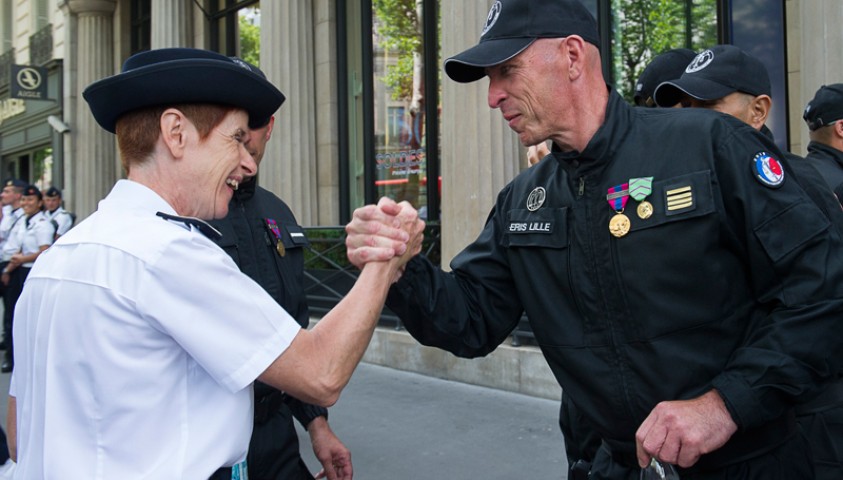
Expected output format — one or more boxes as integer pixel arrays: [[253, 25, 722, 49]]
[[589, 431, 814, 480], [2, 266, 28, 366], [798, 403, 843, 480]]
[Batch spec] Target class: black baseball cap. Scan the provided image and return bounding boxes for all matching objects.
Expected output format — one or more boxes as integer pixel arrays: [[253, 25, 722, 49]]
[[803, 84, 843, 131], [444, 0, 599, 83], [653, 45, 771, 108], [83, 48, 286, 134], [3, 179, 26, 190], [633, 48, 697, 107], [23, 185, 42, 199]]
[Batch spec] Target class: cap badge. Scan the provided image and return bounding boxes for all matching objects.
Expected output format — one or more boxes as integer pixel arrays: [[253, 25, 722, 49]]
[[752, 151, 785, 188], [526, 186, 546, 212], [481, 1, 502, 36], [685, 49, 714, 74]]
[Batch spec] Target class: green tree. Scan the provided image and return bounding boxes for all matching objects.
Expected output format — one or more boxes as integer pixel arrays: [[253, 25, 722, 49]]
[[613, 0, 717, 102], [239, 9, 260, 67]]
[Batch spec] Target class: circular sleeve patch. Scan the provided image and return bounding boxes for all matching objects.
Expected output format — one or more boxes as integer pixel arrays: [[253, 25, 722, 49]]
[[752, 151, 785, 188]]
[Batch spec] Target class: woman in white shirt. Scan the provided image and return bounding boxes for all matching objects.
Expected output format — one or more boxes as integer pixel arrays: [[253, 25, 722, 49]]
[[1, 185, 54, 372]]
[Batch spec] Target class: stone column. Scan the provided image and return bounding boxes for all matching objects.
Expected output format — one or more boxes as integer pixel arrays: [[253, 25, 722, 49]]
[[313, 0, 339, 225], [65, 0, 117, 220], [440, 0, 521, 267], [259, 1, 318, 225], [788, 0, 843, 155], [151, 0, 193, 48]]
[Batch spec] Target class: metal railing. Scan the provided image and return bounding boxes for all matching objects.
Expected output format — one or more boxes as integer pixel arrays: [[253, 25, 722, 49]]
[[0, 49, 14, 89], [29, 24, 53, 66], [302, 224, 536, 346]]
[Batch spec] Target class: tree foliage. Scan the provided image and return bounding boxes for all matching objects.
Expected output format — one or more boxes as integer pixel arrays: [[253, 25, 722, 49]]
[[613, 0, 718, 102], [374, 0, 423, 101], [239, 9, 261, 67]]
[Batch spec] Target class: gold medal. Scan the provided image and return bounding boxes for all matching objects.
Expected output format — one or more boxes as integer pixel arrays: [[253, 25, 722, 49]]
[[637, 200, 653, 219], [276, 241, 286, 257], [609, 212, 630, 238]]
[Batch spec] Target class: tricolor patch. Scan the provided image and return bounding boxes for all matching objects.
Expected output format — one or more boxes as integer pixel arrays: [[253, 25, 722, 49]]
[[752, 151, 784, 188]]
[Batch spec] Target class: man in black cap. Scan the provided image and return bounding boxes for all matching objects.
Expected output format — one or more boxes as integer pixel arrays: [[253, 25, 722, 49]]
[[633, 48, 696, 108], [42, 186, 75, 239], [804, 84, 843, 197], [7, 48, 422, 479], [207, 60, 352, 480], [345, 0, 843, 478], [656, 46, 843, 480]]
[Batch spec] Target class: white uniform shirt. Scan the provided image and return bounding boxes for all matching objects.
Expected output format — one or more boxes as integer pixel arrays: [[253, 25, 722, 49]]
[[0, 206, 23, 251], [11, 180, 301, 479], [45, 206, 74, 236], [0, 211, 54, 265]]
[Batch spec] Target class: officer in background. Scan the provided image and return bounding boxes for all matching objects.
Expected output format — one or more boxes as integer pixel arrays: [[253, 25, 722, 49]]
[[654, 44, 843, 480], [43, 187, 75, 239], [207, 60, 351, 480], [632, 48, 696, 108], [803, 84, 843, 199], [0, 179, 25, 353], [346, 0, 843, 477], [0, 185, 55, 373]]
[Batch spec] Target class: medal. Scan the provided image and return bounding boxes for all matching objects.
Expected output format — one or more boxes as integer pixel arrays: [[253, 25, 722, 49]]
[[629, 177, 654, 219], [606, 183, 631, 238], [609, 212, 631, 237], [265, 218, 286, 257]]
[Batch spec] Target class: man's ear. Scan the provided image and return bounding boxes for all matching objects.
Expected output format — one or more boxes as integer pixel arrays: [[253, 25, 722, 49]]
[[749, 95, 772, 130], [561, 35, 587, 80], [160, 108, 188, 159], [834, 118, 843, 141]]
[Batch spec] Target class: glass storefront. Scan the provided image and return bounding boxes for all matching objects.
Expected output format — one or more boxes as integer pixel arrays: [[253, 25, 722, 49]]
[[340, 0, 441, 222]]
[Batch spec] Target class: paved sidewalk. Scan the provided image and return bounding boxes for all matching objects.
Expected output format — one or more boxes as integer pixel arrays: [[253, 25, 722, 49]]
[[296, 362, 568, 479]]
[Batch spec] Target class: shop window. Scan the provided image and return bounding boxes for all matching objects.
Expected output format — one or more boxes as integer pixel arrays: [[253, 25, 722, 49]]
[[209, 0, 260, 61], [130, 0, 151, 54], [607, 0, 718, 103], [339, 0, 440, 223]]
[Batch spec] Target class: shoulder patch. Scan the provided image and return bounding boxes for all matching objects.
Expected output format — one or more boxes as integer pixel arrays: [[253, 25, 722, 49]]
[[751, 151, 785, 188]]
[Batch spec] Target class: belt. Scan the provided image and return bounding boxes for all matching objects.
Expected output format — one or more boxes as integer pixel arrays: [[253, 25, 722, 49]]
[[795, 379, 843, 415], [602, 409, 797, 473]]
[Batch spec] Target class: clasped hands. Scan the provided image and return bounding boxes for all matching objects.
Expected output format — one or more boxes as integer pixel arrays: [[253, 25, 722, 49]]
[[345, 197, 425, 279]]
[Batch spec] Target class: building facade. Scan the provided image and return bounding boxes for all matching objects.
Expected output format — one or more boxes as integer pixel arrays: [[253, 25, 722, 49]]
[[0, 0, 840, 266]]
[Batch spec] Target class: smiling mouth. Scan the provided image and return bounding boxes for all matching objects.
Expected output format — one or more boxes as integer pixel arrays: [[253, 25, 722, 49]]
[[226, 178, 240, 190]]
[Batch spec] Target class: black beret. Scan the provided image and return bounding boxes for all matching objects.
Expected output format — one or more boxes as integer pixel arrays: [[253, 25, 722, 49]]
[[45, 186, 62, 197], [83, 48, 286, 134]]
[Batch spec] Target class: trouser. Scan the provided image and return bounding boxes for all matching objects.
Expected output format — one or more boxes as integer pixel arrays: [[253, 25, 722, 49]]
[[797, 388, 843, 480], [210, 403, 313, 480], [2, 267, 28, 366], [590, 427, 814, 479]]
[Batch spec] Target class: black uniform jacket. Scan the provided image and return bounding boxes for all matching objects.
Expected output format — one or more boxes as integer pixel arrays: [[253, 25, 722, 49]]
[[209, 177, 326, 426], [387, 90, 843, 456], [806, 140, 843, 194]]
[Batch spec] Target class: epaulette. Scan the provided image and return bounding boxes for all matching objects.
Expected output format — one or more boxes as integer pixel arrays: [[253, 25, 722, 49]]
[[156, 212, 222, 240]]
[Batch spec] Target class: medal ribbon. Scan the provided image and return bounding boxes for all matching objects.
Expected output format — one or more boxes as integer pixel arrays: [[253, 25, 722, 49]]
[[606, 183, 630, 212], [629, 177, 653, 201], [265, 218, 282, 242]]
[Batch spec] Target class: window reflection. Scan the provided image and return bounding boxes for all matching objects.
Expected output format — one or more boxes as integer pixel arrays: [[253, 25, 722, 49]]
[[610, 0, 717, 102]]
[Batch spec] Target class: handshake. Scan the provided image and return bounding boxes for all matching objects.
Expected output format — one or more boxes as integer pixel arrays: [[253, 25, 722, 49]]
[[345, 197, 426, 280]]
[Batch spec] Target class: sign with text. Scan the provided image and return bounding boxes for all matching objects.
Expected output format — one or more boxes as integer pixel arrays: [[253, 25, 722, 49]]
[[11, 65, 49, 100]]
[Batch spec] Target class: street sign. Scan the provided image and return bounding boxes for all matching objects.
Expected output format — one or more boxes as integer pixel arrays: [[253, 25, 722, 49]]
[[11, 65, 49, 100]]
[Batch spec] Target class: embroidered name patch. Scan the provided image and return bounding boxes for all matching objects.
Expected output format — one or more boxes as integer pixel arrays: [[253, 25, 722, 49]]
[[507, 221, 554, 234]]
